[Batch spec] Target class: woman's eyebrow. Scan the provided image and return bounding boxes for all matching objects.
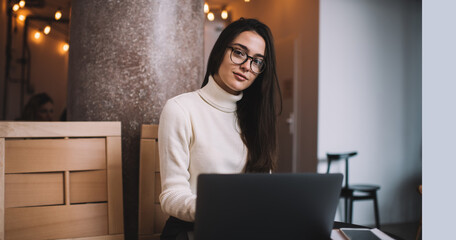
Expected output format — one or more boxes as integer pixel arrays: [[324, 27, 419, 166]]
[[232, 43, 248, 50], [232, 43, 265, 58]]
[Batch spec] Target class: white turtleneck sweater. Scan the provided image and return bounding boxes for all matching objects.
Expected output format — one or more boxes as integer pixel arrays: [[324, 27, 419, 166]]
[[158, 76, 247, 222]]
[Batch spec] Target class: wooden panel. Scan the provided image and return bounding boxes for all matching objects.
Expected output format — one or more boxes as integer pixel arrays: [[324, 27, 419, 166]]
[[139, 139, 156, 235], [139, 234, 160, 240], [0, 138, 5, 240], [106, 137, 123, 234], [0, 122, 121, 138], [154, 173, 161, 204], [154, 204, 168, 234], [59, 234, 124, 240], [5, 138, 106, 173], [154, 141, 160, 171], [5, 172, 64, 208], [141, 125, 158, 139], [5, 203, 108, 240], [70, 170, 107, 204], [65, 171, 70, 205]]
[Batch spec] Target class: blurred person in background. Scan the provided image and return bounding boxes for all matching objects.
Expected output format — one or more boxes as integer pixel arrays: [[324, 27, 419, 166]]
[[17, 92, 54, 121]]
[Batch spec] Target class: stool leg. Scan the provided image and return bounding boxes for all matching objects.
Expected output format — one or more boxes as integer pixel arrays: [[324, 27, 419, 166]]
[[344, 197, 349, 223], [349, 197, 354, 224], [373, 192, 380, 228]]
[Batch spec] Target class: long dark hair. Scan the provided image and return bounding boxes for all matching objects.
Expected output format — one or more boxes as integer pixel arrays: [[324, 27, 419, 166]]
[[202, 18, 281, 173]]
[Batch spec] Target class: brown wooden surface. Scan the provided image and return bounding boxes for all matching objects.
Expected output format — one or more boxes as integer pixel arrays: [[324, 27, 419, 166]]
[[107, 136, 124, 234], [154, 204, 168, 234], [0, 138, 5, 240], [5, 203, 108, 240], [140, 125, 158, 139], [139, 124, 166, 237], [70, 170, 107, 204], [154, 173, 161, 204], [5, 172, 64, 208], [5, 138, 106, 173], [0, 122, 121, 138], [60, 234, 124, 240], [65, 171, 70, 205], [138, 235, 160, 240], [139, 139, 156, 235], [154, 141, 160, 171], [0, 122, 124, 239]]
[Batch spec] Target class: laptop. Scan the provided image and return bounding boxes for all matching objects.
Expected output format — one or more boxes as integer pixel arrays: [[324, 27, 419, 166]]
[[194, 173, 343, 240]]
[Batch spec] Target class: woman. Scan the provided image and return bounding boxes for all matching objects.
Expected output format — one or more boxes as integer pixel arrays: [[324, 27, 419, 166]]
[[17, 92, 54, 121], [158, 18, 281, 240]]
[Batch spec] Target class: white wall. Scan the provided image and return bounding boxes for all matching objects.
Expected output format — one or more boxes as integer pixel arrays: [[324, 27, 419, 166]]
[[318, 0, 422, 225], [423, 0, 456, 238]]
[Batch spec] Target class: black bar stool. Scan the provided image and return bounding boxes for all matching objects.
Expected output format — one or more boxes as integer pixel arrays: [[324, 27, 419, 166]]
[[326, 151, 381, 228]]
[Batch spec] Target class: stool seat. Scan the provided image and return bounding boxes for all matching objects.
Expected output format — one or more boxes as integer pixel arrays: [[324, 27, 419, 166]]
[[326, 152, 381, 228], [349, 184, 380, 192]]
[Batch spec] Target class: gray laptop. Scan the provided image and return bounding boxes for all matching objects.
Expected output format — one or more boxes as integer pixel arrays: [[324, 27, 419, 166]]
[[194, 173, 343, 240]]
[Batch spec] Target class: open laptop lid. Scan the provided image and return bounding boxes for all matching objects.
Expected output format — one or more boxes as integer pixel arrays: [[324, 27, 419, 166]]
[[194, 173, 343, 240]]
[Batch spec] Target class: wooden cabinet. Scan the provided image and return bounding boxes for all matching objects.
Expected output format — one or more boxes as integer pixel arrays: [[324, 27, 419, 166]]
[[0, 122, 124, 240], [138, 124, 168, 240]]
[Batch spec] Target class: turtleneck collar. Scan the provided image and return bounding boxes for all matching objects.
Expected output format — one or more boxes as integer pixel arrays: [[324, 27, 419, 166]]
[[198, 75, 243, 113]]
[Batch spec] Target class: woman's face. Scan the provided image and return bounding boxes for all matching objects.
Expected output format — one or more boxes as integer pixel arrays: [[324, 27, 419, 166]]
[[213, 31, 266, 95], [36, 101, 54, 121]]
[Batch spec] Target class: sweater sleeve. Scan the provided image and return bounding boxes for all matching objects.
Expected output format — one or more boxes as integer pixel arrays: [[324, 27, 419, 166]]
[[158, 98, 196, 222]]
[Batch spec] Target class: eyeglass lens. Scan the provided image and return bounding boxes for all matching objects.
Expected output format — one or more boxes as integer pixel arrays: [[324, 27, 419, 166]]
[[230, 48, 265, 73]]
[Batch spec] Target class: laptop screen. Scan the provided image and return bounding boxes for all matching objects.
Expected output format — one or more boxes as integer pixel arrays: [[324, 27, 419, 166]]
[[194, 173, 343, 240]]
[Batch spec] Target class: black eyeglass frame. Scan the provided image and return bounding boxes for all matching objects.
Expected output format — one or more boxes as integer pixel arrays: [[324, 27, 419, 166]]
[[227, 46, 266, 74]]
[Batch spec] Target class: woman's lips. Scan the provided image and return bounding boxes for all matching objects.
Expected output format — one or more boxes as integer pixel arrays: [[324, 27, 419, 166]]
[[233, 72, 248, 81]]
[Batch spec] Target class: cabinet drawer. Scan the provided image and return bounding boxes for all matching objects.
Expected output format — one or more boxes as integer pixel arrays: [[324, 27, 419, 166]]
[[70, 170, 107, 204], [5, 138, 106, 173], [5, 203, 108, 240], [5, 172, 64, 208]]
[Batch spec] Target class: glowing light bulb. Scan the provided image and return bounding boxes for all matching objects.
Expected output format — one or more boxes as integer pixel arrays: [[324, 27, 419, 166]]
[[55, 10, 62, 20], [34, 32, 41, 40], [62, 43, 69, 52], [18, 14, 26, 21], [244, 0, 250, 2], [13, 4, 20, 11], [19, 0, 25, 8], [204, 3, 209, 14], [207, 12, 214, 21], [221, 10, 228, 20], [44, 25, 51, 35]]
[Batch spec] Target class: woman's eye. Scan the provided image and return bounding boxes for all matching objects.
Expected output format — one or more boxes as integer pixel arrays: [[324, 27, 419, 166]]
[[253, 58, 264, 66], [233, 49, 245, 57]]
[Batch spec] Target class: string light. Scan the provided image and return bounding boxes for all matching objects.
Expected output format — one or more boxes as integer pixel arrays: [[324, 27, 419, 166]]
[[18, 14, 26, 21], [19, 0, 25, 8], [12, 4, 20, 11], [44, 25, 51, 35], [244, 0, 250, 2], [207, 12, 214, 21], [34, 32, 41, 40], [55, 9, 62, 20], [62, 43, 69, 52], [221, 10, 228, 20], [204, 2, 209, 14]]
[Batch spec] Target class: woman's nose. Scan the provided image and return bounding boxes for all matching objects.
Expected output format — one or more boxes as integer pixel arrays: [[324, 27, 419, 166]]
[[240, 58, 251, 72]]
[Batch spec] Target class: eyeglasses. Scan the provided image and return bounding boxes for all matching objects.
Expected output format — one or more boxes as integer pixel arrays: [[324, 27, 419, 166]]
[[228, 46, 266, 74]]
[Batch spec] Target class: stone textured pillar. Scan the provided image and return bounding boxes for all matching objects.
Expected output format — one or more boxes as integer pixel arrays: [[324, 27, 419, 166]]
[[67, 1, 204, 238]]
